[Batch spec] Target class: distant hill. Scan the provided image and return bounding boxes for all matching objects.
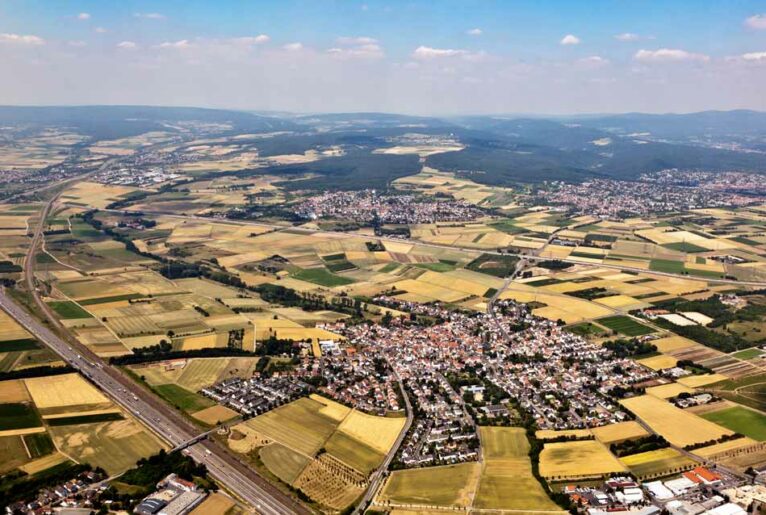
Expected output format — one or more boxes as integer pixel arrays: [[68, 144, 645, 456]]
[[426, 111, 766, 185], [0, 105, 298, 141]]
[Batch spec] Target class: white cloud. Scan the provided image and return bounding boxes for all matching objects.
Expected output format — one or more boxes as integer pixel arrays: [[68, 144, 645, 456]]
[[337, 36, 377, 45], [412, 46, 467, 59], [614, 32, 639, 41], [560, 34, 580, 45], [744, 14, 766, 29], [117, 41, 138, 49], [577, 55, 609, 66], [77, 12, 91, 20], [634, 48, 710, 62], [159, 39, 191, 49], [283, 42, 303, 51], [742, 51, 766, 62], [467, 28, 483, 36], [328, 43, 384, 59], [0, 33, 45, 45], [67, 40, 87, 47], [233, 35, 270, 45], [134, 12, 165, 20], [94, 27, 107, 33]]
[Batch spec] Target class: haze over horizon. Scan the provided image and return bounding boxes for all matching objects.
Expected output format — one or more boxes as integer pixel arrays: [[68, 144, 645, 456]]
[[2, 0, 766, 115]]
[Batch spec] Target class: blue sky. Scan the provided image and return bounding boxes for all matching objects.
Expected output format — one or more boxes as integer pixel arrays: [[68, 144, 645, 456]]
[[1, 0, 765, 113]]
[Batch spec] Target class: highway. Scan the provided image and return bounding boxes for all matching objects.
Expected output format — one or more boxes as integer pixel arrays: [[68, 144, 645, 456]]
[[0, 291, 307, 514], [8, 185, 309, 514]]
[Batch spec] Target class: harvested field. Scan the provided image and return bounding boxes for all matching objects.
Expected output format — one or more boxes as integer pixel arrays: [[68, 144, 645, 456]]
[[379, 462, 481, 508], [239, 397, 338, 456], [192, 405, 238, 425], [474, 427, 563, 511], [638, 354, 678, 371], [24, 373, 108, 411], [591, 421, 650, 444], [337, 409, 405, 454], [50, 418, 165, 475], [176, 358, 230, 392], [646, 383, 695, 399], [620, 395, 733, 447], [325, 430, 384, 474], [539, 440, 627, 480], [259, 443, 311, 484], [19, 451, 69, 475], [0, 379, 30, 403], [190, 493, 237, 515]]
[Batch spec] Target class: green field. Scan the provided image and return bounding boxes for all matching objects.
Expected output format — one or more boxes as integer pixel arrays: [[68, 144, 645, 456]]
[[661, 242, 708, 253], [414, 261, 457, 272], [465, 253, 519, 278], [47, 301, 93, 320], [259, 443, 310, 484], [381, 462, 480, 508], [378, 263, 399, 273], [47, 413, 124, 426], [293, 268, 355, 287], [0, 403, 42, 430], [701, 406, 766, 441], [597, 315, 655, 336], [79, 293, 146, 306], [0, 338, 40, 352], [650, 259, 686, 274], [490, 220, 528, 235], [708, 373, 766, 412], [154, 384, 215, 412], [23, 432, 55, 458], [732, 348, 764, 361], [566, 322, 607, 338], [474, 427, 562, 511]]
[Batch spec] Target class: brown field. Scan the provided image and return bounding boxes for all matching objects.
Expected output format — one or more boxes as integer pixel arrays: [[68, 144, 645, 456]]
[[192, 405, 238, 425], [0, 379, 30, 403], [190, 493, 238, 515]]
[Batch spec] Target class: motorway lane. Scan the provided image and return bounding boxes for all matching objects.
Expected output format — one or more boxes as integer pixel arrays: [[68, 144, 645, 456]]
[[15, 185, 309, 514], [0, 290, 306, 515]]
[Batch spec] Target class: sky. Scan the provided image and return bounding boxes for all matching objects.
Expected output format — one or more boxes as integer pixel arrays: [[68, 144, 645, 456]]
[[1, 0, 766, 115]]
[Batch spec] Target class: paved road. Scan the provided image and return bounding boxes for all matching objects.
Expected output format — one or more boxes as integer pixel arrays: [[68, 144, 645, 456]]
[[354, 359, 414, 514], [13, 188, 308, 514], [103, 209, 766, 288]]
